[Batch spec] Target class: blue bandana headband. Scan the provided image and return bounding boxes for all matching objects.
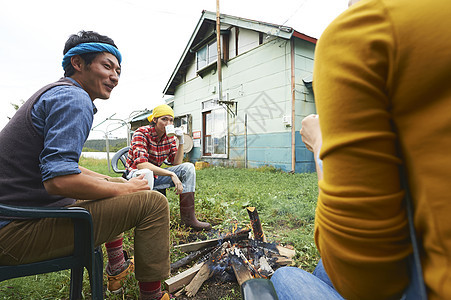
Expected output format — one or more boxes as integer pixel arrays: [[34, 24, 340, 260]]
[[62, 42, 122, 69]]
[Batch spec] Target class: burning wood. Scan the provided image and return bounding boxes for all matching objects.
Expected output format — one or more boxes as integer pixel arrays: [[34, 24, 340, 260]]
[[165, 208, 296, 297], [246, 207, 266, 242], [170, 246, 214, 273], [184, 242, 230, 297], [232, 247, 262, 278], [230, 255, 253, 285]]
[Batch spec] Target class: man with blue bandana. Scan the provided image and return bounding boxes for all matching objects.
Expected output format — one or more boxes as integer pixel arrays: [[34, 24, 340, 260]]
[[0, 31, 170, 300]]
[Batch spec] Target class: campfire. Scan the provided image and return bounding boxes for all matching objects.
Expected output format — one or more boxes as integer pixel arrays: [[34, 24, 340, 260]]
[[165, 207, 296, 297]]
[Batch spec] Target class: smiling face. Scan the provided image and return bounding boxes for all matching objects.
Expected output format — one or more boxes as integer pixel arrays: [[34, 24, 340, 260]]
[[70, 52, 121, 100]]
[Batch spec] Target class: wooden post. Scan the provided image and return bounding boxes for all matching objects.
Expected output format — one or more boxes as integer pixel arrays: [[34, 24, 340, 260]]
[[246, 207, 266, 242], [216, 0, 223, 103]]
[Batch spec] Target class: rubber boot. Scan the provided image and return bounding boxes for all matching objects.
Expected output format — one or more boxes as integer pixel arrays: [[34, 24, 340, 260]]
[[179, 192, 212, 231]]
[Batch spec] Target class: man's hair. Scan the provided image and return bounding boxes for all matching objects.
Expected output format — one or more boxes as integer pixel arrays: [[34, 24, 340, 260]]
[[63, 30, 118, 77]]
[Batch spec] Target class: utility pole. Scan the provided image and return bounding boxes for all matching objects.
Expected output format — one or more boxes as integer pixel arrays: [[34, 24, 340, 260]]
[[216, 0, 223, 103]]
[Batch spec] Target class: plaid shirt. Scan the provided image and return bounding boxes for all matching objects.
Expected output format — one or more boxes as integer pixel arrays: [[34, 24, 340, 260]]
[[126, 124, 178, 171]]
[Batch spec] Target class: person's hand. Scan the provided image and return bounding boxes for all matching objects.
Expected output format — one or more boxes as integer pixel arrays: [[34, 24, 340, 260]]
[[170, 172, 184, 195], [175, 128, 184, 144], [127, 174, 151, 191], [300, 114, 322, 154], [105, 177, 127, 183]]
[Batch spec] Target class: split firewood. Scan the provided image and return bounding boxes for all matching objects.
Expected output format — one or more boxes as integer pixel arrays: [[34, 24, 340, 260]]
[[258, 256, 274, 276], [170, 246, 214, 273], [246, 207, 266, 242], [165, 262, 204, 293], [184, 243, 229, 297], [274, 256, 293, 266], [276, 245, 296, 259], [230, 255, 253, 285], [233, 247, 262, 278], [174, 228, 250, 253]]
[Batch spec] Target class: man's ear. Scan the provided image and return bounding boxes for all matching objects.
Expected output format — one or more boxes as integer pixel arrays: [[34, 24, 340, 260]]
[[70, 55, 84, 72]]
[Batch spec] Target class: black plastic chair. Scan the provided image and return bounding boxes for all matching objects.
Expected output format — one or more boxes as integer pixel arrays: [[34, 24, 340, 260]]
[[111, 146, 130, 177], [241, 278, 279, 300], [111, 146, 167, 196], [0, 204, 104, 300]]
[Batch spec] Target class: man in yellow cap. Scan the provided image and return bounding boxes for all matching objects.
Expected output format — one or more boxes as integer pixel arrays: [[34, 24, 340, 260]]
[[125, 104, 211, 231]]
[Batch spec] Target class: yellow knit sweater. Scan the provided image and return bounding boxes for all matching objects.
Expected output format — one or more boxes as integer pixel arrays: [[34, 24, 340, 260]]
[[314, 0, 451, 299]]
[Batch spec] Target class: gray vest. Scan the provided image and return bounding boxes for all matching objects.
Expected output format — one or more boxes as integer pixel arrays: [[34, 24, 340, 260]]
[[0, 78, 77, 210]]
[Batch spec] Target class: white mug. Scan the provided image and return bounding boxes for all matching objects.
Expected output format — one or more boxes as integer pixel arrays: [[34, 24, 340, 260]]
[[132, 169, 154, 190], [165, 124, 176, 137]]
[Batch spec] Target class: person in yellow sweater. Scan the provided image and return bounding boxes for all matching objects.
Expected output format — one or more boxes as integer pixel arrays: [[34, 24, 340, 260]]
[[271, 0, 451, 299]]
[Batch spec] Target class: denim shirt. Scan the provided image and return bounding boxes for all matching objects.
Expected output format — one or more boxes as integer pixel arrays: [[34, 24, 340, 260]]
[[0, 78, 96, 229], [31, 77, 97, 181]]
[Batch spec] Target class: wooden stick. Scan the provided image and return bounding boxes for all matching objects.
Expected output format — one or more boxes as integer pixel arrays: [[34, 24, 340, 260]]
[[174, 228, 250, 253], [246, 207, 266, 242], [170, 246, 214, 273], [165, 262, 204, 293], [249, 240, 296, 258]]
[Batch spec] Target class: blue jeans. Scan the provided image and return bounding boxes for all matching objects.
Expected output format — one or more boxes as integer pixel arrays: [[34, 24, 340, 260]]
[[272, 258, 419, 300], [271, 260, 344, 300], [153, 162, 196, 193]]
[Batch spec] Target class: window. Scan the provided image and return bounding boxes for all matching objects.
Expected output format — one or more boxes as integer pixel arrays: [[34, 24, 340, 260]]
[[196, 40, 218, 71], [202, 101, 227, 157]]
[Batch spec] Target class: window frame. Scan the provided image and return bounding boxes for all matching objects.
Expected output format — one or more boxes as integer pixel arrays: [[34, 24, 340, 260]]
[[201, 100, 228, 158], [196, 40, 218, 72]]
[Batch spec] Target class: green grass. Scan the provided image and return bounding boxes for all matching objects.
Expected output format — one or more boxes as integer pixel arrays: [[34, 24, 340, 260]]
[[0, 158, 320, 299]]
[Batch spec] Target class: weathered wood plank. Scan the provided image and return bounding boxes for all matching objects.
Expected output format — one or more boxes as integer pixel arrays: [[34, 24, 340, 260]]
[[164, 262, 204, 293]]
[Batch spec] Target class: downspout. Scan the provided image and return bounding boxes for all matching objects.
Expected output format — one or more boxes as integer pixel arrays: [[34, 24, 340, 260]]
[[290, 39, 296, 172], [245, 114, 248, 168]]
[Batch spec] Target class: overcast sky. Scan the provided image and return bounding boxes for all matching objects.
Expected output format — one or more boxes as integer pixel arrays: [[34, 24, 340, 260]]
[[0, 0, 348, 139]]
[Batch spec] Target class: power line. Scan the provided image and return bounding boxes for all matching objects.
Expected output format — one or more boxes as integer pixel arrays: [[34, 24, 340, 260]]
[[281, 0, 309, 26]]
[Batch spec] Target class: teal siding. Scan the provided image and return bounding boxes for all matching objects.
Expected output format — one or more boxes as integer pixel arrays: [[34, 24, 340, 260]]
[[295, 131, 315, 173], [188, 132, 315, 173]]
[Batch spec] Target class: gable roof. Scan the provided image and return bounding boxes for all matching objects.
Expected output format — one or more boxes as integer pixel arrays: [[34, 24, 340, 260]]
[[163, 10, 317, 96]]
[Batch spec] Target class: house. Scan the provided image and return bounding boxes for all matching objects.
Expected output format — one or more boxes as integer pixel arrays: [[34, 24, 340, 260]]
[[163, 10, 317, 173]]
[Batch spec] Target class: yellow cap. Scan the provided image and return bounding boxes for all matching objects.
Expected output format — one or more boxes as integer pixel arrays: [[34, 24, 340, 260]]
[[147, 104, 174, 122]]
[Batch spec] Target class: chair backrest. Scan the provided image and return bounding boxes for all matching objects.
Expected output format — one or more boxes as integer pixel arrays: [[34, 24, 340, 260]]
[[0, 204, 103, 299], [241, 278, 279, 300], [111, 146, 130, 175]]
